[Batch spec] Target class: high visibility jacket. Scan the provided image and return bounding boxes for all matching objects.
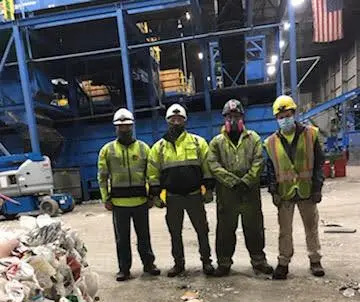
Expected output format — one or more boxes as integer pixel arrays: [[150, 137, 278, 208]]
[[264, 125, 319, 201], [208, 127, 263, 188], [147, 131, 213, 196], [97, 139, 149, 207]]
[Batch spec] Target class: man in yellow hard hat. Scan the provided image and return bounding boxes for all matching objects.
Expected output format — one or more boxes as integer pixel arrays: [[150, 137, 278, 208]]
[[264, 95, 325, 280], [97, 108, 160, 281]]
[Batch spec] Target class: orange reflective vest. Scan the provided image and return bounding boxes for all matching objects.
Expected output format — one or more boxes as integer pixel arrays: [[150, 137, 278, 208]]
[[264, 126, 318, 201]]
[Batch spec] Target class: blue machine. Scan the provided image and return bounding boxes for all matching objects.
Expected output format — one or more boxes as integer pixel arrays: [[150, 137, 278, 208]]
[[0, 143, 75, 219]]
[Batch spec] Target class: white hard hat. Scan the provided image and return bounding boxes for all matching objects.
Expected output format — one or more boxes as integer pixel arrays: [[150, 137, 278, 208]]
[[166, 104, 187, 121], [113, 108, 134, 125]]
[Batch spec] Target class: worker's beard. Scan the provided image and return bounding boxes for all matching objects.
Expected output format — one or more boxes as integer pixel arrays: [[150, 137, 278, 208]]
[[117, 130, 134, 145]]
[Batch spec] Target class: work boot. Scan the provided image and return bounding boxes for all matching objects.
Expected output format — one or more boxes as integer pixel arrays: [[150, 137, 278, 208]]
[[272, 265, 288, 280], [202, 263, 215, 276], [253, 262, 274, 275], [143, 264, 161, 276], [310, 262, 325, 277], [213, 266, 230, 277], [167, 265, 185, 278], [116, 271, 131, 282]]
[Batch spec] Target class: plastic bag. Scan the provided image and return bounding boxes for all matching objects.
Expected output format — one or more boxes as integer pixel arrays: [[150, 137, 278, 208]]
[[4, 280, 25, 302], [29, 256, 57, 290]]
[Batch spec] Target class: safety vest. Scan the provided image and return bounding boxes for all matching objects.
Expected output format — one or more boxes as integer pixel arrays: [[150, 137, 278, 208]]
[[98, 140, 149, 207], [264, 126, 318, 201]]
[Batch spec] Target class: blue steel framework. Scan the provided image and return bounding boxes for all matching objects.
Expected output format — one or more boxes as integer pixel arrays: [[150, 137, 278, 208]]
[[0, 0, 295, 157]]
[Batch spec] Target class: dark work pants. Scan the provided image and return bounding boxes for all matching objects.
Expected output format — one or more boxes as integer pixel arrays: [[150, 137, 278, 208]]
[[112, 203, 155, 273], [216, 185, 266, 268], [166, 193, 211, 266]]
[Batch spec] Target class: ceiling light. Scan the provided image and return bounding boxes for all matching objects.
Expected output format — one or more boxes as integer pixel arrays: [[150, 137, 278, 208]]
[[185, 12, 191, 20], [279, 40, 285, 48], [198, 52, 204, 60], [283, 21, 290, 31], [267, 65, 276, 76], [177, 20, 183, 29], [292, 0, 304, 7], [271, 55, 279, 64]]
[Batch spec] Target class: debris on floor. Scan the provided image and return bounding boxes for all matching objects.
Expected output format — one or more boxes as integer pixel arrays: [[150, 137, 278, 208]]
[[339, 280, 360, 297], [321, 221, 357, 233], [181, 290, 199, 301], [0, 214, 99, 302]]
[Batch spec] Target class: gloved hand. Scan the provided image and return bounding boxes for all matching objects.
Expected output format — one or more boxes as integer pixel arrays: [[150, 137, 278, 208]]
[[202, 189, 214, 204], [153, 196, 166, 208], [311, 192, 322, 203], [147, 198, 154, 209], [104, 200, 113, 211], [234, 181, 249, 192], [272, 194, 282, 207]]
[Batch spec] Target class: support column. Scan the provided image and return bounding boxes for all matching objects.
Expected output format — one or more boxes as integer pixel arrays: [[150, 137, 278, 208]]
[[200, 42, 212, 139], [116, 9, 136, 133], [287, 0, 298, 102], [147, 53, 159, 141], [13, 25, 40, 154], [0, 34, 14, 76], [275, 26, 282, 96]]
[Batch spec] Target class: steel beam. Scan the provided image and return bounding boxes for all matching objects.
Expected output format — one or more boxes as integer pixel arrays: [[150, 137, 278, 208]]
[[246, 0, 254, 27], [299, 88, 360, 122], [116, 9, 135, 124], [275, 27, 282, 96], [0, 33, 14, 75], [12, 25, 40, 154], [287, 0, 298, 102], [200, 42, 212, 138]]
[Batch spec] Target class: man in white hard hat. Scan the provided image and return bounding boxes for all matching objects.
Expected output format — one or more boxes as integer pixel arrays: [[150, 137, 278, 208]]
[[98, 108, 160, 281], [147, 104, 215, 277]]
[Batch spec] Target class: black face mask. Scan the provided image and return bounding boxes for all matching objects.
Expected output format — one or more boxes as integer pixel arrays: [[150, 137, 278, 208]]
[[168, 124, 185, 140], [117, 130, 134, 145]]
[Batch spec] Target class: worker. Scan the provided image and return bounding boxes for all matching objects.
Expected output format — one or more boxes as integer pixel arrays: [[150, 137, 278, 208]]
[[207, 99, 273, 277], [264, 95, 325, 280], [97, 108, 160, 282], [147, 104, 215, 277]]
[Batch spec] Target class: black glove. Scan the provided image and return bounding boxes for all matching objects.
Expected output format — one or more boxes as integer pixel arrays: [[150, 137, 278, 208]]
[[311, 192, 322, 203], [272, 194, 282, 207], [153, 196, 166, 208], [202, 189, 214, 204]]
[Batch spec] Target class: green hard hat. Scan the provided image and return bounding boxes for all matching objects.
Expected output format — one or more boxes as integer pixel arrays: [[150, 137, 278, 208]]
[[222, 99, 244, 116]]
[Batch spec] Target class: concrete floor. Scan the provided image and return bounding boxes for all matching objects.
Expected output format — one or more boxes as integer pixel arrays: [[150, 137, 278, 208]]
[[3, 167, 360, 301]]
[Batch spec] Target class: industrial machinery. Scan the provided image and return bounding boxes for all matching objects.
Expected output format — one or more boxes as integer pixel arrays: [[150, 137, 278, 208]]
[[0, 143, 75, 219]]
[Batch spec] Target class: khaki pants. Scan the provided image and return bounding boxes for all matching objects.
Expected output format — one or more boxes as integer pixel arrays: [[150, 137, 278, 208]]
[[277, 199, 322, 266]]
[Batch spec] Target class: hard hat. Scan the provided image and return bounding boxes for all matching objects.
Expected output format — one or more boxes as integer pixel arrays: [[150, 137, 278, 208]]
[[273, 95, 297, 116], [222, 99, 244, 116], [166, 104, 187, 121], [113, 108, 134, 125]]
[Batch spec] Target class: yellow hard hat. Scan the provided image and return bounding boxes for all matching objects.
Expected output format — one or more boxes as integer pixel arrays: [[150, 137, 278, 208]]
[[273, 95, 297, 116]]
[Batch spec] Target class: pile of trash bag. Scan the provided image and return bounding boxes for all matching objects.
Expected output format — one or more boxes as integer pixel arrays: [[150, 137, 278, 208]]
[[0, 215, 99, 302]]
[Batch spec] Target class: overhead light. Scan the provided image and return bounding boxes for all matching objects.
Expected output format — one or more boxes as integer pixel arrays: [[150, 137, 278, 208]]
[[267, 65, 276, 76], [185, 11, 191, 20], [207, 76, 211, 81], [283, 21, 290, 31], [279, 40, 285, 48], [271, 55, 279, 64], [291, 0, 304, 7], [198, 52, 204, 60], [177, 19, 183, 29]]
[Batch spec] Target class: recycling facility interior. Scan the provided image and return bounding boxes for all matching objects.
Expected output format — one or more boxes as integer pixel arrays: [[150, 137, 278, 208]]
[[1, 0, 360, 300]]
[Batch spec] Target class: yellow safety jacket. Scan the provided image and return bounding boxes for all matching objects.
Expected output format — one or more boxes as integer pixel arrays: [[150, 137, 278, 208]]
[[264, 126, 319, 201], [147, 131, 212, 196], [97, 139, 149, 207]]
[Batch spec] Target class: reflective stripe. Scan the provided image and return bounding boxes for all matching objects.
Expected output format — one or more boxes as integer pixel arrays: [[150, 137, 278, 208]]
[[167, 189, 201, 196], [277, 170, 312, 182], [112, 180, 146, 187], [110, 165, 145, 174], [149, 159, 161, 169], [162, 159, 201, 169]]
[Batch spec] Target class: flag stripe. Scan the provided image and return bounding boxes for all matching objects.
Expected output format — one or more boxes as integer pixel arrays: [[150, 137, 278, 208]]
[[312, 0, 343, 43]]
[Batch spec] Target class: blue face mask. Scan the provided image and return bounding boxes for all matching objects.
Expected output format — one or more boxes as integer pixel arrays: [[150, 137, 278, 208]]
[[278, 116, 295, 133]]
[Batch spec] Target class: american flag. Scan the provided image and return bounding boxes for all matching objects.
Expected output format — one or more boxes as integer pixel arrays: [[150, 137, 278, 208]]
[[312, 0, 344, 43]]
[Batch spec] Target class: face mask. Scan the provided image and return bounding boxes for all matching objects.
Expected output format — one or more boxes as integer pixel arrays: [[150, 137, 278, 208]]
[[168, 124, 185, 137], [278, 116, 295, 133], [225, 119, 244, 134], [117, 130, 133, 145]]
